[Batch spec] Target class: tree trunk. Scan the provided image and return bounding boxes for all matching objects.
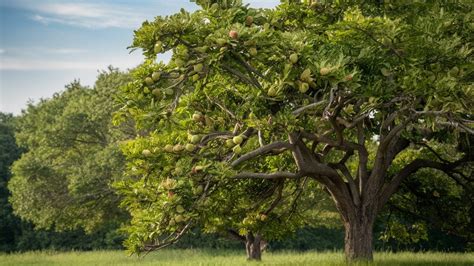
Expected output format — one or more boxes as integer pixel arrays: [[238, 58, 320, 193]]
[[245, 233, 262, 261], [344, 211, 375, 262]]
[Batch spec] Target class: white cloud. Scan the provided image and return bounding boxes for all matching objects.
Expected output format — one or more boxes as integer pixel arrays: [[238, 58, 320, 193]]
[[29, 3, 147, 29], [0, 49, 5, 54]]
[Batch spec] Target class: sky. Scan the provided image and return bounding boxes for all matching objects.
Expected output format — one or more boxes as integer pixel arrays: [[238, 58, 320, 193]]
[[0, 0, 279, 115]]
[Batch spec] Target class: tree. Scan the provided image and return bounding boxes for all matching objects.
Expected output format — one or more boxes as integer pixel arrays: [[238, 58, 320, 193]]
[[116, 1, 473, 261], [9, 67, 132, 232]]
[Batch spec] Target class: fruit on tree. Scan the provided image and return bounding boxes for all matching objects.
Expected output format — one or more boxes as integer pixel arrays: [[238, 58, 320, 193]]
[[289, 53, 298, 64], [245, 16, 254, 26], [228, 30, 238, 40], [249, 47, 258, 56], [233, 135, 244, 145], [164, 144, 174, 153], [185, 143, 196, 152], [152, 71, 161, 81], [145, 77, 154, 86], [142, 149, 152, 156]]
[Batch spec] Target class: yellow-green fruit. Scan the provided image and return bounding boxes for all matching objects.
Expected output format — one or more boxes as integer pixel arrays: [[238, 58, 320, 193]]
[[164, 144, 174, 152], [216, 38, 227, 46], [154, 41, 163, 53], [225, 139, 235, 148], [175, 215, 185, 223], [192, 74, 200, 82], [320, 67, 332, 76], [169, 219, 176, 226], [173, 144, 184, 152], [192, 112, 203, 121], [299, 82, 309, 93], [300, 68, 311, 81], [145, 77, 154, 86], [164, 88, 174, 96], [152, 88, 162, 98], [195, 185, 204, 194], [190, 135, 201, 144], [249, 47, 257, 56], [245, 16, 254, 26], [289, 53, 298, 64], [233, 135, 244, 145], [142, 149, 152, 156], [185, 143, 196, 152], [233, 145, 242, 154], [152, 71, 161, 81], [175, 59, 185, 68], [267, 87, 277, 97], [194, 63, 204, 72], [176, 205, 185, 213], [260, 214, 268, 221]]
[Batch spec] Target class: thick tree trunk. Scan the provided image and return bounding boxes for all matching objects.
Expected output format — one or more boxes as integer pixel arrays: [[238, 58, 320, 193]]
[[344, 211, 375, 261], [245, 233, 262, 261]]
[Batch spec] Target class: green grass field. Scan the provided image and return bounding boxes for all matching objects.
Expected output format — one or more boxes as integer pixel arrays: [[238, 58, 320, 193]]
[[0, 249, 472, 266]]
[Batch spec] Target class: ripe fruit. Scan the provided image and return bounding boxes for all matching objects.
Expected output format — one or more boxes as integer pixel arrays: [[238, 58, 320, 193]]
[[233, 145, 242, 154], [267, 87, 277, 97], [142, 149, 152, 156], [320, 67, 332, 76], [154, 41, 163, 53], [299, 82, 310, 93], [152, 88, 162, 97], [173, 144, 184, 152], [164, 144, 174, 152], [245, 16, 254, 26], [228, 30, 238, 39], [300, 68, 312, 81], [289, 53, 298, 64], [145, 77, 154, 86], [194, 63, 204, 72], [176, 205, 185, 213], [152, 71, 161, 81], [185, 143, 196, 152], [192, 112, 203, 121], [225, 139, 235, 148], [190, 135, 201, 144], [249, 47, 258, 56], [233, 135, 244, 145]]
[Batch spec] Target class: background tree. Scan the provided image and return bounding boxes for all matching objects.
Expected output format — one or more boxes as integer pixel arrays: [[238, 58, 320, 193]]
[[8, 67, 132, 233], [116, 0, 473, 261]]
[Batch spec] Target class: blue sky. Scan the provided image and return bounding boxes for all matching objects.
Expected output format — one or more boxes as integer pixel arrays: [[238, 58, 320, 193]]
[[0, 0, 279, 114]]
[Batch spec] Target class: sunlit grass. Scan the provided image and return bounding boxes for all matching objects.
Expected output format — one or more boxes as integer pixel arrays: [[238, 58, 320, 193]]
[[0, 249, 472, 265]]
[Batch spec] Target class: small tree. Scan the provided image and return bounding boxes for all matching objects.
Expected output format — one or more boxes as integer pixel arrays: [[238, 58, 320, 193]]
[[117, 1, 473, 261]]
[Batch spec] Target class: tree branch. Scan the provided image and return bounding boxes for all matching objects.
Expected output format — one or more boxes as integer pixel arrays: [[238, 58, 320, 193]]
[[233, 171, 301, 179], [231, 141, 293, 167]]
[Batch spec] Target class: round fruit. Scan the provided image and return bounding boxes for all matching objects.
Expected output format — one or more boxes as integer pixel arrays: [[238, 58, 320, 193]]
[[142, 149, 152, 156], [152, 71, 161, 81], [249, 47, 258, 56], [169, 219, 176, 226], [154, 41, 163, 53], [194, 63, 204, 72], [164, 88, 174, 96], [233, 145, 242, 154], [192, 112, 203, 121], [320, 67, 332, 76], [299, 82, 310, 93], [289, 53, 298, 64], [228, 30, 238, 39], [267, 87, 277, 97], [192, 74, 200, 82], [185, 143, 196, 152], [173, 144, 184, 152], [152, 88, 162, 97], [216, 38, 227, 46], [260, 214, 268, 221], [225, 139, 235, 148], [145, 77, 154, 86], [176, 205, 185, 213], [233, 135, 244, 145], [190, 135, 201, 144], [175, 214, 185, 223], [164, 144, 174, 152], [245, 16, 254, 26], [195, 185, 204, 194]]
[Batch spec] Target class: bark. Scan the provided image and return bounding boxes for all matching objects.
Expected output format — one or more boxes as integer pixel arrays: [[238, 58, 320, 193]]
[[245, 233, 262, 261], [343, 208, 376, 262]]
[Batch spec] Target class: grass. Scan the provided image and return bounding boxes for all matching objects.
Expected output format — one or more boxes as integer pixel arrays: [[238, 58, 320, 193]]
[[0, 249, 472, 266]]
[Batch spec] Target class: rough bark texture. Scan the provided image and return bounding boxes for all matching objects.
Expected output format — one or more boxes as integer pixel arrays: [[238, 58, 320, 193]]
[[344, 213, 375, 261], [245, 233, 262, 261]]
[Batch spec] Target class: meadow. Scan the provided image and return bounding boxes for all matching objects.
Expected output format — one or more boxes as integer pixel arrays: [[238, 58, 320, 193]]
[[0, 249, 472, 266]]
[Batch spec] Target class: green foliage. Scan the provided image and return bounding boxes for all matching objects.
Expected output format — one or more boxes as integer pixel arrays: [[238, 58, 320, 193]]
[[116, 0, 473, 257], [8, 67, 132, 232]]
